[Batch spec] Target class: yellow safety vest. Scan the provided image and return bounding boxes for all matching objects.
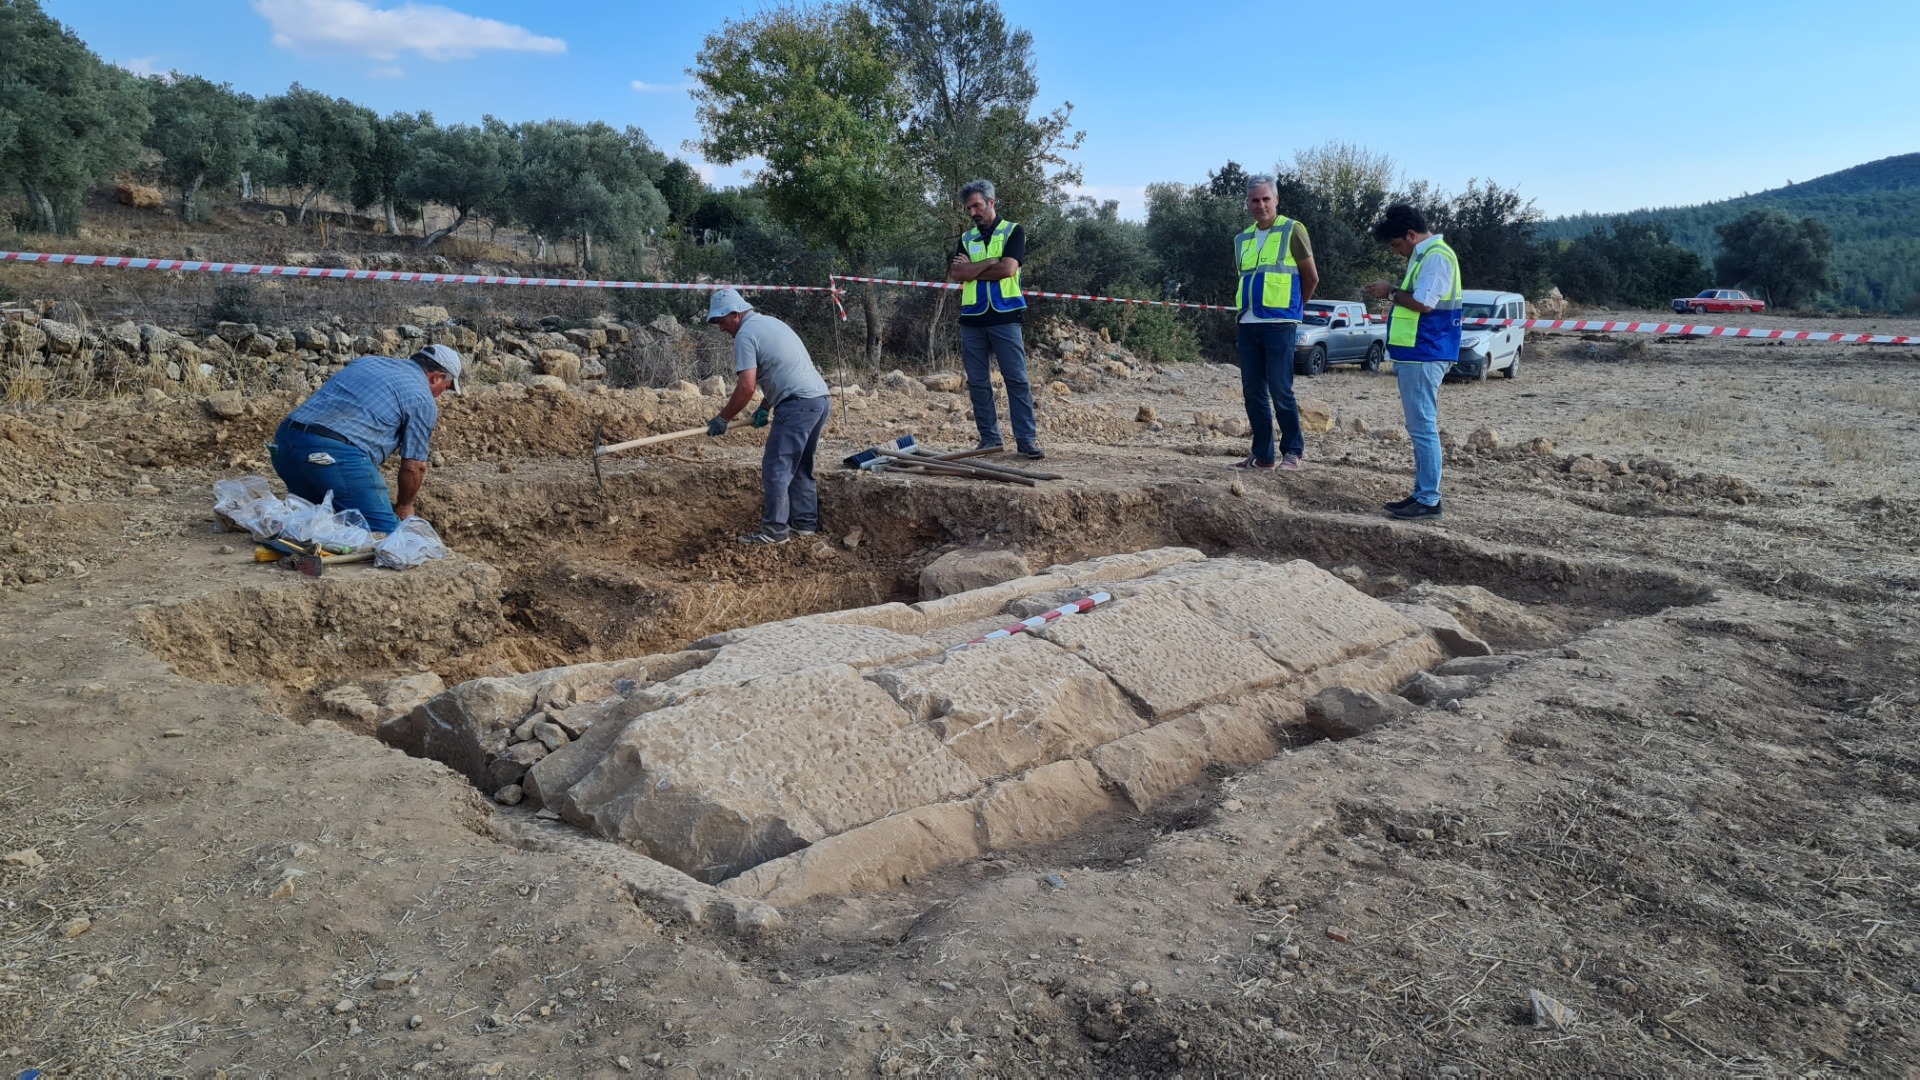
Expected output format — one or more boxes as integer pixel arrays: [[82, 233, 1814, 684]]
[[1234, 217, 1303, 320], [960, 220, 1025, 316], [1387, 237, 1464, 362]]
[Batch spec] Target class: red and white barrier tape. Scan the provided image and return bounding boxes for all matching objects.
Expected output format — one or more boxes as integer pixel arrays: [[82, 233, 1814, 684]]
[[949, 592, 1110, 652], [0, 250, 834, 294], [830, 274, 1235, 313], [7, 250, 1911, 345]]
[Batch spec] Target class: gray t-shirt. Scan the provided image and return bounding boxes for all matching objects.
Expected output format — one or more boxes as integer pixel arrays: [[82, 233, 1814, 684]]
[[733, 312, 829, 408]]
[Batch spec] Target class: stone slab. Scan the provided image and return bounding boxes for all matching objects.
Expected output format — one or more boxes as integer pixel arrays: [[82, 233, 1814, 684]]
[[870, 635, 1145, 778], [1397, 583, 1558, 650], [1306, 688, 1413, 740], [1387, 602, 1494, 658], [976, 759, 1118, 850], [560, 665, 980, 883], [1175, 560, 1423, 676], [1088, 699, 1287, 812], [718, 802, 981, 906], [1034, 592, 1287, 719], [637, 622, 940, 708]]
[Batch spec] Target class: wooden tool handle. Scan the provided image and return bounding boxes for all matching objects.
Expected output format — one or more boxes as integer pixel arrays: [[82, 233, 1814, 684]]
[[594, 424, 715, 457]]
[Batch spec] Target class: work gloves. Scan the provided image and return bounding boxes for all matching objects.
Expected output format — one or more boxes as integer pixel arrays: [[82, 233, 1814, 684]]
[[751, 407, 770, 429], [706, 415, 730, 438]]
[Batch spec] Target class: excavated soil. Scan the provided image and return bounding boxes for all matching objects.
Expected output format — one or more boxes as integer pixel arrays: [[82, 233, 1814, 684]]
[[3, 317, 1919, 1076]]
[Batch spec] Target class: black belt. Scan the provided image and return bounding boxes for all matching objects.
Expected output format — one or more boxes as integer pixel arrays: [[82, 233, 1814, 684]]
[[283, 420, 355, 445]]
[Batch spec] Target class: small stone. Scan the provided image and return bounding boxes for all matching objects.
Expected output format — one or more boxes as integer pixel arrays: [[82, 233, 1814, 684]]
[[373, 970, 414, 990], [1229, 480, 1246, 498], [59, 916, 91, 939], [1128, 981, 1151, 997], [162, 729, 188, 738], [1530, 988, 1576, 1031], [1465, 426, 1501, 452], [333, 998, 356, 1014], [493, 784, 525, 806], [946, 1016, 965, 1034], [270, 876, 297, 900], [1325, 927, 1351, 943], [643, 1053, 665, 1068], [1222, 799, 1244, 812], [407, 1014, 424, 1029], [2, 848, 43, 869], [937, 980, 957, 992], [1041, 873, 1066, 890], [1135, 404, 1157, 423], [773, 971, 793, 985], [216, 544, 237, 555], [615, 1056, 633, 1072], [290, 842, 319, 859], [531, 721, 569, 751], [842, 526, 865, 550], [68, 972, 99, 991]]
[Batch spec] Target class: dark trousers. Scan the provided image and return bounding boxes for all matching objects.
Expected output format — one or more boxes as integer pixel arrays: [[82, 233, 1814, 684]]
[[1235, 321, 1303, 463], [761, 396, 830, 537], [269, 422, 399, 533]]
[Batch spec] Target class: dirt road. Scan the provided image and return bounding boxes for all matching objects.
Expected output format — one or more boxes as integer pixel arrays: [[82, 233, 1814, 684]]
[[2, 316, 1917, 1076]]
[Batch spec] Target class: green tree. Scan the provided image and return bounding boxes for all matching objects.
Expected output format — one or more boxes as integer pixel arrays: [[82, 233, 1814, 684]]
[[657, 159, 704, 225], [1549, 217, 1710, 308], [510, 119, 668, 267], [145, 73, 255, 222], [352, 110, 429, 236], [1714, 209, 1835, 309], [258, 84, 373, 223], [692, 3, 926, 362], [401, 118, 519, 251], [0, 0, 149, 232], [1432, 179, 1550, 296], [868, 0, 1082, 214], [1290, 141, 1394, 232]]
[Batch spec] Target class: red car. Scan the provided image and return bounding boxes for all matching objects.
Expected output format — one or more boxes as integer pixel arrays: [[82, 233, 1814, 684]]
[[1672, 289, 1765, 315]]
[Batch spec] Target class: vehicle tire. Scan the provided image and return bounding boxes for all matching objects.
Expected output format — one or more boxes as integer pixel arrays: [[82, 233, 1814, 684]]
[[1305, 344, 1328, 376], [1689, 304, 1705, 316], [1362, 341, 1383, 372], [1472, 360, 1488, 382], [1501, 348, 1520, 379]]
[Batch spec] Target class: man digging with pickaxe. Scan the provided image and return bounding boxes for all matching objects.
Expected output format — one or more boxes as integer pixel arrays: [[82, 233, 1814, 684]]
[[703, 289, 833, 545]]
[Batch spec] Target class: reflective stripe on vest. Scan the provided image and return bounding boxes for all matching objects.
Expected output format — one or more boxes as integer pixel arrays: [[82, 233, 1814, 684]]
[[1387, 238, 1464, 362], [1234, 218, 1302, 320], [960, 220, 1025, 316]]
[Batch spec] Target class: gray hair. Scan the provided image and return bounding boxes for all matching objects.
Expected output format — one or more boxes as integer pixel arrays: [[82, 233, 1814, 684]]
[[1246, 174, 1277, 198], [959, 179, 997, 204]]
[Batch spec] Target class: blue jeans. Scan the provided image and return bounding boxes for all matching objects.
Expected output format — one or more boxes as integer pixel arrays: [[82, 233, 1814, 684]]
[[1235, 322, 1302, 463], [269, 422, 400, 533], [762, 396, 830, 537], [1395, 360, 1449, 506], [959, 323, 1038, 448]]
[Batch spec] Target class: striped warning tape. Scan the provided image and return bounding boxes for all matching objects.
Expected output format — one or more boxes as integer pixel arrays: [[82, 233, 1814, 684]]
[[829, 274, 1235, 313], [0, 250, 835, 293], [6, 249, 1911, 344], [948, 592, 1111, 652]]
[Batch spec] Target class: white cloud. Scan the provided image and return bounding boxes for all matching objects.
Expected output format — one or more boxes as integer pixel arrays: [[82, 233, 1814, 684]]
[[631, 79, 693, 93], [253, 0, 566, 61], [367, 65, 407, 80], [117, 56, 164, 77]]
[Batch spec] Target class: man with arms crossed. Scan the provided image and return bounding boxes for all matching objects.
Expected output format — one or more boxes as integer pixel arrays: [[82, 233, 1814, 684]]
[[946, 179, 1045, 460]]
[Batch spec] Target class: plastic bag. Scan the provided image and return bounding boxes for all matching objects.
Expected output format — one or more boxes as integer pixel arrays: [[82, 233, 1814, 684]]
[[272, 493, 323, 543], [374, 517, 449, 570], [307, 504, 372, 553], [212, 476, 275, 534]]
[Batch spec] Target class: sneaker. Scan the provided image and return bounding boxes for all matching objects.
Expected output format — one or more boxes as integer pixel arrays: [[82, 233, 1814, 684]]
[[737, 530, 790, 545], [1388, 499, 1443, 520], [1018, 444, 1047, 460], [792, 526, 818, 536], [975, 438, 1004, 452], [1230, 456, 1276, 470], [1280, 453, 1303, 471], [1382, 494, 1419, 512]]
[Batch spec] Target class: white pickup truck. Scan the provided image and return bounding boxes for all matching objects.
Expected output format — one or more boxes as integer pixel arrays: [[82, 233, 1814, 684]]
[[1293, 300, 1387, 375]]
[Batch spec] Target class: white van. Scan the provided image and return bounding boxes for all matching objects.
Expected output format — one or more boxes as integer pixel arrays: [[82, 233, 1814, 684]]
[[1454, 290, 1527, 380]]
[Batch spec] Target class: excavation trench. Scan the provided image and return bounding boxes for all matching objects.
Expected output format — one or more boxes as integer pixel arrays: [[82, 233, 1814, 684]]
[[138, 461, 1713, 918]]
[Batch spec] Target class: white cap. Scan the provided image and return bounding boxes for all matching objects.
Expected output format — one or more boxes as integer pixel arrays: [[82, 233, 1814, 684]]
[[706, 288, 753, 322], [413, 343, 464, 395]]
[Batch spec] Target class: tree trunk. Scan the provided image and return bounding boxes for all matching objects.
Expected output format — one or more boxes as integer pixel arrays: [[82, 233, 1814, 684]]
[[582, 228, 592, 269], [927, 289, 949, 365], [384, 197, 400, 237], [240, 171, 252, 201], [22, 183, 57, 234], [181, 173, 206, 223], [862, 282, 882, 365], [296, 188, 319, 225], [534, 235, 548, 261], [417, 207, 470, 252]]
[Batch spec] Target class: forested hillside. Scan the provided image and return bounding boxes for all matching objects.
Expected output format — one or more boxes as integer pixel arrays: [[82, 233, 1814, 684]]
[[1541, 154, 1920, 312]]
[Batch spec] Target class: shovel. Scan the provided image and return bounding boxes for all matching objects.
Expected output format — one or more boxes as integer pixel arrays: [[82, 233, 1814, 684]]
[[593, 421, 729, 488]]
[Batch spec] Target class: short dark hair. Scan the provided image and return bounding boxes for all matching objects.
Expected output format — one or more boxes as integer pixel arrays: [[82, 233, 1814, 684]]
[[1371, 203, 1429, 242]]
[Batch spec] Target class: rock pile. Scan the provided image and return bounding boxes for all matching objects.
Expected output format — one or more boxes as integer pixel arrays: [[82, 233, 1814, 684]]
[[382, 548, 1534, 908]]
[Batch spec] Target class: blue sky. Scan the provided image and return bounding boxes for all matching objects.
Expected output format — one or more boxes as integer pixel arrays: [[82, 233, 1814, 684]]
[[47, 0, 1920, 220]]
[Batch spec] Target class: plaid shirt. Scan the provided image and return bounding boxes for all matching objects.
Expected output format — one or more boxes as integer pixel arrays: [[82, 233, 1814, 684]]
[[286, 356, 438, 464]]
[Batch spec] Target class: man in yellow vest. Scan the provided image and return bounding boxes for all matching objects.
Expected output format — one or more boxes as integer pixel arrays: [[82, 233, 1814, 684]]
[[1231, 176, 1319, 470], [1364, 203, 1463, 521], [946, 179, 1044, 459]]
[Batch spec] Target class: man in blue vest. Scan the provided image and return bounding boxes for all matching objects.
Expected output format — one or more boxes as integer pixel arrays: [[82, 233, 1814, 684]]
[[1231, 175, 1319, 471], [946, 179, 1045, 459], [1365, 203, 1463, 521]]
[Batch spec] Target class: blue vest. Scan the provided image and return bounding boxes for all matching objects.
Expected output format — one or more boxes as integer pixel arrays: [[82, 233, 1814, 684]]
[[1234, 218, 1304, 320], [1386, 237, 1464, 362]]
